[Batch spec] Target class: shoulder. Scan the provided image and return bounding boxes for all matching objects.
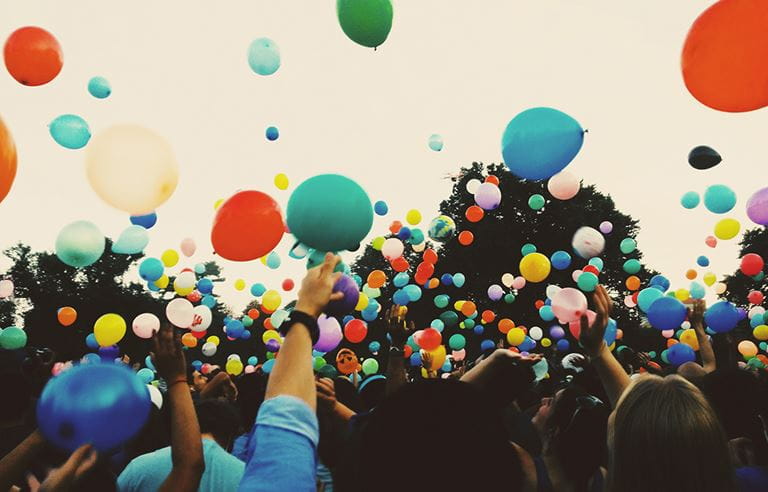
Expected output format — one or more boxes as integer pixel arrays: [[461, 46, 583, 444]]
[[511, 442, 538, 492]]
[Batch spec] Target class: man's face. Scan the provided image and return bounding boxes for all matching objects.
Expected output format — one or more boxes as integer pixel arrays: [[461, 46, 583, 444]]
[[192, 370, 207, 391]]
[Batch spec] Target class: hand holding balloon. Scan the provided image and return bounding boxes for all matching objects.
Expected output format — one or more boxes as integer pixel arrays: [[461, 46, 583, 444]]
[[152, 324, 186, 383], [295, 253, 344, 318], [579, 285, 613, 358], [384, 305, 414, 348], [38, 443, 98, 492], [686, 299, 706, 332]]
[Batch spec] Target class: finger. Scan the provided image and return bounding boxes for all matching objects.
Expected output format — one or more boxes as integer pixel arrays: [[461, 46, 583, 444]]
[[60, 444, 93, 473], [320, 253, 341, 277], [329, 292, 344, 301], [74, 449, 98, 480]]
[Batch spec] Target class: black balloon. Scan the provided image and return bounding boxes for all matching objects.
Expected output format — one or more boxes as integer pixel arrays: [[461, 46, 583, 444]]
[[688, 146, 722, 170]]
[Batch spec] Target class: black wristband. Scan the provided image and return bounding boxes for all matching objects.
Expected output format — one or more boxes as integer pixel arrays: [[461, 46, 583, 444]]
[[279, 310, 320, 345]]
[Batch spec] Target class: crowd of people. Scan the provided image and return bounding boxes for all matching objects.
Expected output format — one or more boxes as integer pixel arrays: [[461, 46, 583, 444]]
[[0, 253, 767, 491]]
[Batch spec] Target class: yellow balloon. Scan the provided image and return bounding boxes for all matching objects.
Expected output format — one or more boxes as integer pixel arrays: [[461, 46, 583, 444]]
[[234, 279, 246, 291], [262, 289, 281, 311], [675, 288, 690, 302], [226, 359, 244, 376], [85, 125, 178, 215], [355, 292, 369, 311], [425, 345, 446, 370], [213, 198, 224, 210], [207, 335, 220, 346], [703, 272, 717, 287], [753, 325, 768, 341], [507, 327, 525, 346], [274, 173, 289, 190], [541, 337, 552, 348], [454, 300, 465, 311], [519, 253, 551, 283], [161, 249, 179, 267], [260, 255, 268, 265], [174, 285, 194, 296], [714, 218, 740, 240], [94, 313, 126, 347], [154, 274, 169, 289], [406, 209, 422, 225], [371, 237, 385, 251], [262, 330, 281, 344], [679, 329, 699, 350]]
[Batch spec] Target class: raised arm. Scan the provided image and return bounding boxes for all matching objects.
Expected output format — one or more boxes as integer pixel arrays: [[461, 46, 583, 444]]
[[578, 285, 629, 408], [383, 305, 412, 396], [153, 324, 205, 492], [0, 430, 47, 491], [689, 300, 716, 373], [460, 349, 541, 408]]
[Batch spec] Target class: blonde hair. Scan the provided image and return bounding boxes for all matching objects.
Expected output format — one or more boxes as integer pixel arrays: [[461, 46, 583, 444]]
[[608, 375, 735, 492]]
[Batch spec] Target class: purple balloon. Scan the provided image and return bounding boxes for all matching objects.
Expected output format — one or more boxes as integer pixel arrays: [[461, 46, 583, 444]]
[[474, 183, 502, 210], [549, 325, 565, 339], [325, 275, 360, 317], [599, 221, 613, 234], [487, 284, 504, 301], [314, 314, 343, 352], [747, 187, 768, 225], [265, 339, 281, 352], [98, 345, 120, 360]]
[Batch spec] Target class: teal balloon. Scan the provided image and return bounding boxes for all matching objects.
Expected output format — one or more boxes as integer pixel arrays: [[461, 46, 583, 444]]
[[521, 243, 537, 256], [428, 134, 443, 151], [194, 263, 206, 274], [452, 273, 466, 288], [588, 257, 604, 271], [501, 107, 584, 181], [439, 310, 459, 328], [49, 114, 91, 149], [623, 259, 641, 274], [0, 326, 27, 349], [448, 334, 466, 350], [138, 258, 164, 282], [111, 225, 149, 254], [619, 238, 637, 254], [434, 294, 450, 309], [637, 288, 663, 312], [463, 318, 476, 329], [265, 126, 279, 141], [680, 191, 700, 209], [55, 221, 105, 268], [287, 174, 373, 252], [37, 363, 151, 452], [336, 0, 393, 48], [703, 184, 736, 214], [528, 194, 545, 210], [136, 368, 154, 384], [247, 38, 281, 76], [266, 251, 281, 269], [689, 281, 706, 299], [87, 76, 111, 98], [577, 272, 598, 292]]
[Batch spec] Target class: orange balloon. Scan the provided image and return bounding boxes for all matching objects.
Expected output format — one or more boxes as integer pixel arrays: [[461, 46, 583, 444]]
[[682, 0, 768, 112], [367, 269, 386, 289], [460, 301, 476, 316], [427, 278, 439, 289], [247, 308, 260, 319], [389, 221, 402, 234], [391, 256, 409, 272], [263, 318, 274, 330], [0, 117, 17, 205], [498, 318, 515, 334], [458, 230, 474, 246], [625, 275, 641, 291], [181, 332, 198, 348], [4, 27, 63, 86], [423, 248, 438, 264], [685, 269, 697, 280], [465, 205, 484, 223], [481, 310, 496, 323], [211, 190, 284, 261], [667, 338, 679, 348], [57, 306, 77, 326]]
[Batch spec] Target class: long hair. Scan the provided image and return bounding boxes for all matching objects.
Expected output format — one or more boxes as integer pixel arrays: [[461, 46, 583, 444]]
[[608, 375, 736, 492]]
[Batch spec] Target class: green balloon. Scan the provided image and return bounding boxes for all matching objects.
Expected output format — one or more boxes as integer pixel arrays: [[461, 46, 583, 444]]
[[337, 0, 393, 48], [55, 221, 105, 268], [528, 194, 545, 210], [362, 358, 379, 375], [619, 237, 637, 255], [504, 293, 516, 304], [434, 294, 450, 309], [448, 334, 466, 350], [463, 318, 475, 330], [0, 326, 27, 350], [313, 356, 327, 371], [623, 259, 641, 274], [318, 364, 338, 378], [287, 175, 373, 252], [577, 272, 599, 292], [439, 310, 459, 328]]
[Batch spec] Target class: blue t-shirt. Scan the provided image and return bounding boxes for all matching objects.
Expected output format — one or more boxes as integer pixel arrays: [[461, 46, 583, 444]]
[[117, 438, 245, 492], [238, 395, 319, 491]]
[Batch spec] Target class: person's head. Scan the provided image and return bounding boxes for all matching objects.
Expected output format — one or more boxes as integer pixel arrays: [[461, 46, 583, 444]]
[[186, 365, 207, 392], [234, 372, 268, 432], [677, 361, 707, 382], [195, 399, 241, 450], [608, 375, 735, 492]]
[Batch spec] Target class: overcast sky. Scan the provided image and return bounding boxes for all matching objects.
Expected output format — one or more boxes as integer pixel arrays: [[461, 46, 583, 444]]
[[0, 0, 761, 313]]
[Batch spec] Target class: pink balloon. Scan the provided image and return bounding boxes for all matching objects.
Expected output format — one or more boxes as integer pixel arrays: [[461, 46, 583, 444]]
[[599, 221, 613, 234], [511, 276, 526, 290], [180, 237, 196, 257], [381, 238, 404, 261], [551, 287, 588, 323], [661, 329, 674, 338], [571, 269, 583, 282], [0, 279, 13, 298], [547, 171, 580, 200], [451, 349, 466, 361], [244, 365, 255, 374], [624, 295, 636, 308], [569, 309, 595, 339], [705, 235, 717, 248], [314, 314, 343, 352]]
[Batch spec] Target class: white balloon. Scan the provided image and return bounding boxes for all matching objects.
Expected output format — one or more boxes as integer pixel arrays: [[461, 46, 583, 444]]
[[0, 279, 13, 298], [133, 313, 160, 338], [465, 179, 481, 194], [147, 384, 163, 409], [202, 341, 217, 357], [572, 227, 605, 259], [501, 273, 514, 288], [749, 306, 766, 319], [190, 305, 212, 332], [545, 284, 562, 300], [175, 271, 196, 290], [166, 298, 194, 328], [381, 238, 404, 260], [529, 326, 543, 340], [227, 354, 241, 361], [412, 242, 426, 253]]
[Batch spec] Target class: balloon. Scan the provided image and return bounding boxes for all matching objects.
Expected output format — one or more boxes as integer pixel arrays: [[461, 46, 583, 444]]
[[748, 290, 764, 305], [49, 114, 90, 149], [550, 250, 572, 270], [547, 171, 580, 200], [551, 288, 588, 323], [465, 179, 482, 194], [427, 215, 456, 242], [714, 218, 740, 240], [465, 205, 484, 223], [577, 272, 599, 292], [0, 326, 26, 349], [647, 297, 687, 330], [599, 221, 613, 234], [265, 126, 279, 141], [668, 343, 696, 366], [94, 313, 126, 346], [211, 190, 284, 261], [458, 230, 474, 246], [452, 273, 466, 288], [132, 313, 160, 339], [704, 301, 740, 333], [247, 37, 280, 75], [512, 276, 526, 290], [55, 221, 105, 268], [57, 307, 77, 326], [623, 259, 641, 274], [428, 134, 443, 151], [688, 146, 722, 170], [519, 253, 551, 283], [344, 319, 367, 343], [741, 253, 764, 276], [315, 315, 343, 352], [474, 183, 501, 210], [703, 184, 737, 214], [382, 238, 404, 260], [619, 238, 637, 254], [266, 251, 281, 269], [0, 279, 12, 298], [336, 0, 393, 48], [190, 305, 212, 332], [738, 340, 758, 358], [680, 191, 700, 209], [528, 194, 546, 210], [690, 282, 706, 300], [37, 363, 150, 451], [0, 116, 16, 206], [406, 209, 422, 225], [572, 227, 605, 259], [705, 235, 717, 248], [4, 26, 62, 86], [262, 290, 282, 312], [87, 76, 111, 98], [173, 271, 196, 296], [327, 275, 360, 317], [753, 325, 768, 341], [416, 328, 442, 351], [180, 238, 196, 257], [501, 273, 515, 288], [138, 258, 163, 282], [166, 298, 194, 328], [507, 327, 526, 346], [130, 212, 157, 229], [488, 284, 504, 301], [287, 174, 372, 252], [501, 107, 584, 181], [746, 187, 768, 225], [161, 249, 179, 268], [111, 225, 149, 254], [373, 200, 388, 216], [681, 0, 768, 112]]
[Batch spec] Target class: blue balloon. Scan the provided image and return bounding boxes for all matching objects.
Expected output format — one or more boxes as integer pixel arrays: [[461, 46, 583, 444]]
[[130, 212, 157, 229], [409, 352, 422, 367], [82, 353, 101, 364], [518, 337, 536, 352], [441, 360, 452, 372], [473, 325, 484, 335], [556, 339, 570, 351], [144, 355, 155, 371], [397, 227, 412, 241], [250, 283, 267, 297], [680, 191, 700, 209], [452, 273, 466, 288], [704, 301, 739, 333], [138, 258, 164, 282], [551, 250, 572, 270], [697, 255, 710, 267], [361, 307, 378, 322], [604, 318, 617, 345], [197, 278, 214, 294], [539, 305, 555, 322], [85, 333, 99, 350], [136, 368, 155, 384], [647, 297, 687, 330], [439, 273, 453, 286], [201, 295, 216, 308], [111, 225, 149, 254], [98, 345, 120, 361], [501, 107, 584, 181], [374, 200, 388, 216], [265, 126, 279, 141], [37, 363, 151, 452], [403, 284, 422, 302], [247, 356, 258, 366], [393, 272, 410, 288], [392, 289, 410, 306], [480, 339, 495, 352], [262, 359, 276, 373], [649, 275, 670, 292], [192, 360, 203, 370], [248, 37, 281, 76], [241, 330, 252, 340], [667, 343, 696, 366], [689, 282, 706, 300], [49, 114, 91, 149], [343, 315, 355, 325], [227, 320, 246, 339], [368, 341, 381, 353], [87, 76, 111, 98], [147, 282, 159, 292], [703, 184, 736, 214]]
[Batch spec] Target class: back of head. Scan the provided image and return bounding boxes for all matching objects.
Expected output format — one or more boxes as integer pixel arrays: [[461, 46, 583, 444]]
[[195, 399, 241, 449], [357, 380, 521, 491], [609, 375, 735, 492], [235, 372, 268, 432]]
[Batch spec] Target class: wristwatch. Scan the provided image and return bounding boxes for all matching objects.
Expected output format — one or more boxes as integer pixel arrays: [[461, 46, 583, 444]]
[[279, 310, 320, 345]]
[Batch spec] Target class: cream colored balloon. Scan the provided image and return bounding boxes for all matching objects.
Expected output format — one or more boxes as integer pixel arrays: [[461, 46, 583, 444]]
[[86, 125, 179, 214]]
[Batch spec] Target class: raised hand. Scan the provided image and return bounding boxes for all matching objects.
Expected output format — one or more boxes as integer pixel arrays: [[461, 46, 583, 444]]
[[152, 324, 186, 383], [579, 285, 613, 358], [384, 305, 414, 348], [687, 299, 706, 331], [39, 444, 98, 492], [295, 253, 344, 318], [316, 377, 337, 415]]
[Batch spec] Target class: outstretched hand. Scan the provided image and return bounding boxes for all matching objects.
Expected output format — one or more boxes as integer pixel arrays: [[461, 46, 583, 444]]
[[687, 299, 706, 332], [579, 285, 612, 358], [39, 444, 98, 492], [384, 305, 414, 348], [152, 324, 186, 382], [295, 253, 344, 318]]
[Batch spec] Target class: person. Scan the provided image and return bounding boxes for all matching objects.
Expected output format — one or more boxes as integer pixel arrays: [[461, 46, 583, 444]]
[[579, 285, 736, 492], [677, 299, 717, 382]]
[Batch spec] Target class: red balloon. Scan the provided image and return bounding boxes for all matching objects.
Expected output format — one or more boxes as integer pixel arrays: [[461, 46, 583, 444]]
[[4, 26, 63, 86], [416, 328, 441, 351], [344, 319, 367, 343], [534, 300, 545, 310], [186, 291, 202, 303], [583, 265, 600, 276], [741, 253, 764, 276], [282, 278, 294, 291], [416, 261, 435, 279], [0, 117, 17, 205], [391, 256, 409, 272], [191, 330, 207, 339], [211, 190, 284, 261], [458, 230, 474, 246], [422, 248, 438, 265], [465, 205, 484, 223], [485, 175, 500, 186], [682, 0, 768, 112], [748, 290, 764, 305], [389, 221, 402, 234]]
